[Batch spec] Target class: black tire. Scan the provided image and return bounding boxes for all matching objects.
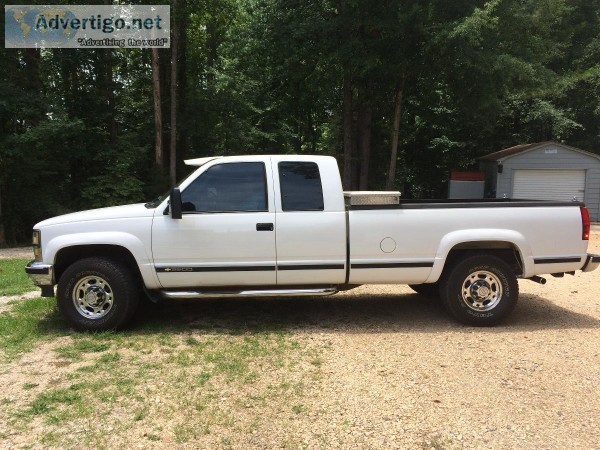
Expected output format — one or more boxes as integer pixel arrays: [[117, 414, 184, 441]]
[[57, 257, 140, 331], [409, 283, 440, 297], [440, 255, 518, 326]]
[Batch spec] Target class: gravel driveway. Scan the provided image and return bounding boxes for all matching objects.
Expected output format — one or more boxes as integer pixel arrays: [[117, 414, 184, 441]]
[[288, 234, 600, 449]]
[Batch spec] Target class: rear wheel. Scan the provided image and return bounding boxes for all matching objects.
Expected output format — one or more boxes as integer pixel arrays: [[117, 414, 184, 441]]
[[440, 255, 518, 326], [409, 283, 439, 297], [57, 257, 140, 331]]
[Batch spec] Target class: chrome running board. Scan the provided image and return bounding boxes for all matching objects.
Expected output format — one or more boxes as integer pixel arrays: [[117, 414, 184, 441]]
[[159, 287, 338, 299]]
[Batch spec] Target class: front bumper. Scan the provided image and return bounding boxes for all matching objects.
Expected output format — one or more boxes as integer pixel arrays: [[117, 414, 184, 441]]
[[25, 261, 55, 296], [582, 254, 600, 273]]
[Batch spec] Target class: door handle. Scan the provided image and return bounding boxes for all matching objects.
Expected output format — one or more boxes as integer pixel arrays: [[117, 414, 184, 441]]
[[256, 223, 274, 231]]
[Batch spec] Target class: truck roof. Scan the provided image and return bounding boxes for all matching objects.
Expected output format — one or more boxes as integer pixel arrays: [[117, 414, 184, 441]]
[[184, 154, 337, 166], [184, 156, 223, 166]]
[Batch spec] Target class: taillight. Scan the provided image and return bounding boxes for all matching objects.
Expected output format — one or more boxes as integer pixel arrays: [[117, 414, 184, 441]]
[[581, 207, 590, 240]]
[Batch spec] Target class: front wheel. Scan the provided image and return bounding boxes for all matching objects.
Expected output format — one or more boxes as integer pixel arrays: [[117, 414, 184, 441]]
[[57, 257, 140, 331], [440, 255, 518, 326]]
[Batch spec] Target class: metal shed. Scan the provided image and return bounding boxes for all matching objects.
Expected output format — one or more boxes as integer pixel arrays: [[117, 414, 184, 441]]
[[479, 141, 600, 221]]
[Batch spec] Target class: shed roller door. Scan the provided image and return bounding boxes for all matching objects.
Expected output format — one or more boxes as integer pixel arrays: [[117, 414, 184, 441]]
[[512, 169, 585, 202]]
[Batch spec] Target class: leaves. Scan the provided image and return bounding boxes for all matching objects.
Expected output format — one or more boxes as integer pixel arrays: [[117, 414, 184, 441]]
[[1, 0, 599, 241]]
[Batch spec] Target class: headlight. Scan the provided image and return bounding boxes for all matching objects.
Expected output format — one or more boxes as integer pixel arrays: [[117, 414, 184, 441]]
[[32, 230, 41, 246], [32, 230, 42, 261]]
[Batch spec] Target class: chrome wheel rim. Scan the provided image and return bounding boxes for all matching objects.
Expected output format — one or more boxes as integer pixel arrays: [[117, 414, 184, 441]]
[[72, 276, 114, 319], [461, 270, 503, 312]]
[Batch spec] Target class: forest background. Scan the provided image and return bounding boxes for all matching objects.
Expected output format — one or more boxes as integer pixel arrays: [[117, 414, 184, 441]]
[[1, 0, 599, 243]]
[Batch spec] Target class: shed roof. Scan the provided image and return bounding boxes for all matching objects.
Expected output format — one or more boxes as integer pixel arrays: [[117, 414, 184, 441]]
[[479, 141, 600, 162]]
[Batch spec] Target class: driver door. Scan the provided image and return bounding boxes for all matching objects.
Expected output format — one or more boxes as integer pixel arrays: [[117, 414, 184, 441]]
[[151, 160, 277, 288]]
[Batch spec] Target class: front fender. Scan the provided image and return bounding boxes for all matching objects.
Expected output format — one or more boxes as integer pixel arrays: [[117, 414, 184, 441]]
[[45, 232, 161, 289], [424, 229, 534, 283]]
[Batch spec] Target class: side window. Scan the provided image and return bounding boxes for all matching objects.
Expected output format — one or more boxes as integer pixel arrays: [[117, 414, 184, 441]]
[[279, 162, 324, 211], [181, 162, 267, 213]]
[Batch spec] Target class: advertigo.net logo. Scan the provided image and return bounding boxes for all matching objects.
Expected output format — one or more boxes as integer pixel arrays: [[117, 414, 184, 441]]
[[5, 5, 170, 48]]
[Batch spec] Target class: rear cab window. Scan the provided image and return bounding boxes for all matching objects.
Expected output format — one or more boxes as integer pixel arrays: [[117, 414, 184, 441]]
[[278, 162, 324, 211]]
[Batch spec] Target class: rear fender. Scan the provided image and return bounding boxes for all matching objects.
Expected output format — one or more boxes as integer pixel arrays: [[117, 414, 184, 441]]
[[424, 229, 533, 283]]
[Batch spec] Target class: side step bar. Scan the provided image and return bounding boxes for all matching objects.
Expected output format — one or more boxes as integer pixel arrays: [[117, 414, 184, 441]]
[[160, 287, 338, 299]]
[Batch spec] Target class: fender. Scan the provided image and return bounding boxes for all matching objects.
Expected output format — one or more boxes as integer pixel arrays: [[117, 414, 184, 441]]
[[46, 231, 162, 289], [424, 229, 534, 283]]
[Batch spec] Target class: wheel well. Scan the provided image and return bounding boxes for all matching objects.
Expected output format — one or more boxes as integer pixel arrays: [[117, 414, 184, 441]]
[[54, 245, 142, 284], [444, 241, 524, 275]]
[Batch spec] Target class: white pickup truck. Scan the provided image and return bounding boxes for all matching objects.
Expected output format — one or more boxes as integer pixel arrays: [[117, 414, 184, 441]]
[[26, 155, 599, 330]]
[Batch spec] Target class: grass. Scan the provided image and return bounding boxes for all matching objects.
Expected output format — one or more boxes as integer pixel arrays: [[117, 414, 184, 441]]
[[0, 257, 324, 448], [25, 386, 82, 417], [421, 434, 455, 450], [8, 331, 309, 446], [0, 280, 322, 449], [55, 340, 112, 361], [0, 258, 35, 296], [0, 296, 64, 361]]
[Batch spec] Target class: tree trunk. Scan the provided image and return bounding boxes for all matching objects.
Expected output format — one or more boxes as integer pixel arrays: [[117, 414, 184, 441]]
[[103, 1, 117, 145], [23, 48, 42, 92], [169, 0, 179, 186], [0, 185, 5, 245], [386, 72, 407, 190], [339, 0, 354, 190], [358, 103, 373, 190], [177, 12, 188, 161], [342, 72, 353, 190], [152, 48, 163, 167], [102, 49, 117, 145], [23, 48, 43, 128]]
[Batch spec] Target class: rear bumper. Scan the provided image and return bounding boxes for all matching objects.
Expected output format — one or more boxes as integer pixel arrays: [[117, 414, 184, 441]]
[[581, 254, 600, 273], [25, 261, 54, 296]]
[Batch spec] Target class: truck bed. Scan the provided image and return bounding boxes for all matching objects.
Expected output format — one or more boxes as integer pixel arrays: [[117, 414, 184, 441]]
[[344, 194, 584, 210]]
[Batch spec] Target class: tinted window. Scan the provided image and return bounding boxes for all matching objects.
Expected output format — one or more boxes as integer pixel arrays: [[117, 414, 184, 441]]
[[279, 162, 324, 211], [181, 162, 267, 213]]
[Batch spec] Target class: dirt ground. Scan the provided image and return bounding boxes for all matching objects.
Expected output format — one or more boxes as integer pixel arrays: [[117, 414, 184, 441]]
[[280, 232, 600, 449], [1, 235, 599, 449], [0, 247, 31, 260]]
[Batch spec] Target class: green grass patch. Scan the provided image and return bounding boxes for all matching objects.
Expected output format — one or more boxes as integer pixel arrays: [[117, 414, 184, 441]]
[[24, 387, 82, 417], [6, 327, 320, 447], [0, 258, 35, 296], [1, 289, 324, 448], [0, 296, 64, 361], [56, 339, 112, 361]]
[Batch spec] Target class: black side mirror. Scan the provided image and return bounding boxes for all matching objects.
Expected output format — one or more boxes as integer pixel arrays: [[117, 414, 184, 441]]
[[170, 187, 182, 219]]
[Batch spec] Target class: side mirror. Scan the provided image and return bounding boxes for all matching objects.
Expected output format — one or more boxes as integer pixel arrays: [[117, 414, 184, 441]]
[[170, 187, 182, 219]]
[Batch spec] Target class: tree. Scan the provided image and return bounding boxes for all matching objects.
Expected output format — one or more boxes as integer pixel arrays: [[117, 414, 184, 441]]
[[386, 73, 407, 190], [170, 0, 180, 185], [152, 48, 163, 167], [0, 0, 599, 242]]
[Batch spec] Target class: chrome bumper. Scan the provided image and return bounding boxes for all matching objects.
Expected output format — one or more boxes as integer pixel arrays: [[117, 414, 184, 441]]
[[582, 254, 600, 273], [25, 260, 54, 287]]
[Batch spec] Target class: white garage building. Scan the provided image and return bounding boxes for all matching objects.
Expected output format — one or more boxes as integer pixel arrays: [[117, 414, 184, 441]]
[[480, 141, 600, 221]]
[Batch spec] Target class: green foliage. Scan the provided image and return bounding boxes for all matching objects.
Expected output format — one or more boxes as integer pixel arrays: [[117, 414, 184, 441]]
[[1, 0, 599, 240], [0, 258, 35, 296]]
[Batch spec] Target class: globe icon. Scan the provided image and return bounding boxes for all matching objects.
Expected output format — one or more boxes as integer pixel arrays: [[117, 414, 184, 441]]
[[5, 7, 79, 46]]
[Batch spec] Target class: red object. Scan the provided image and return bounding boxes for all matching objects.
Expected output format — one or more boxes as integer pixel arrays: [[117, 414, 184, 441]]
[[581, 207, 590, 240], [450, 171, 485, 181]]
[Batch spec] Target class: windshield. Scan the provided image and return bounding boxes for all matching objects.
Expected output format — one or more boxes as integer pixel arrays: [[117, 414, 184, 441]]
[[144, 166, 201, 208], [144, 191, 170, 208]]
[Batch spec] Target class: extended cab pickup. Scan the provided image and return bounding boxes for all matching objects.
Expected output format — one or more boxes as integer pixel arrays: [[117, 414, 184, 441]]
[[26, 155, 600, 330]]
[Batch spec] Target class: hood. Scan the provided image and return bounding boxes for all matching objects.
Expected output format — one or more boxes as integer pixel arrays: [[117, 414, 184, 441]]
[[35, 203, 156, 228]]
